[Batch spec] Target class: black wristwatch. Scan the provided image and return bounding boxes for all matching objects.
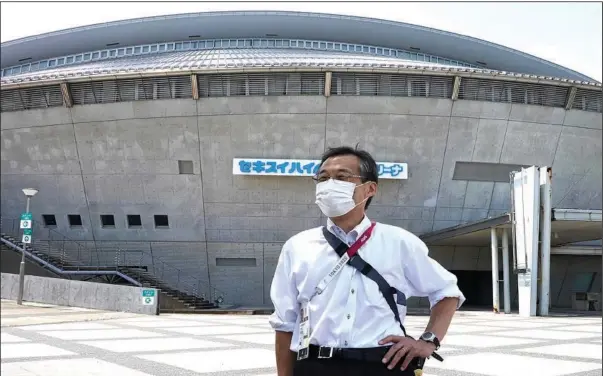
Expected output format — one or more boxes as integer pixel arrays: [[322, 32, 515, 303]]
[[419, 332, 441, 350]]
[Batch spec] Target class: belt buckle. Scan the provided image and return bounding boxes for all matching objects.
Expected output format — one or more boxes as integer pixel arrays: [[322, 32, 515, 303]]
[[297, 347, 309, 361], [317, 346, 334, 359]]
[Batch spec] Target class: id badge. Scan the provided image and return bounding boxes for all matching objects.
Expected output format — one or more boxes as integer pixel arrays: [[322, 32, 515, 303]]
[[297, 301, 311, 360]]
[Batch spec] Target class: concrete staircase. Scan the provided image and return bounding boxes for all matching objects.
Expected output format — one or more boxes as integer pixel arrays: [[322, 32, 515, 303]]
[[118, 266, 217, 310], [0, 221, 218, 312]]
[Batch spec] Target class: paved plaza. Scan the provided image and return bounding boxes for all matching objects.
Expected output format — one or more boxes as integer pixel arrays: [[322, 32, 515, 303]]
[[1, 302, 601, 376]]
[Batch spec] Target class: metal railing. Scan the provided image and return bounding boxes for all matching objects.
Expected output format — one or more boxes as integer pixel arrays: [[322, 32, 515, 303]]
[[0, 216, 227, 307], [0, 237, 142, 286]]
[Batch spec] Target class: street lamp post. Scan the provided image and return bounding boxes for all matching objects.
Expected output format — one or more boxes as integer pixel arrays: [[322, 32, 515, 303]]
[[17, 188, 38, 305]]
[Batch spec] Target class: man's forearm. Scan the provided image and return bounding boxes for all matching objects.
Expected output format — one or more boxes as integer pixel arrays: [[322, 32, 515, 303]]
[[424, 297, 459, 341], [275, 331, 295, 376]]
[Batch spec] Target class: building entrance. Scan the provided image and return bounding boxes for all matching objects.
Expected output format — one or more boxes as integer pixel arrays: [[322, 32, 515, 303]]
[[451, 270, 494, 308]]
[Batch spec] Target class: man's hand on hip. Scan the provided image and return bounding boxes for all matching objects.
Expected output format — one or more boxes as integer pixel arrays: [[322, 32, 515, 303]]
[[379, 335, 436, 371]]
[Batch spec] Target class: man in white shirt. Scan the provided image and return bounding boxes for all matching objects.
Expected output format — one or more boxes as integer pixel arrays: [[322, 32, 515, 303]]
[[269, 146, 465, 376]]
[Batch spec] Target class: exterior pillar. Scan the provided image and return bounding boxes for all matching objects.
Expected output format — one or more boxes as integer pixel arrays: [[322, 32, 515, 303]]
[[451, 76, 461, 100], [324, 71, 332, 97], [539, 167, 552, 316], [191, 74, 199, 100], [565, 87, 577, 110], [60, 82, 72, 107], [491, 227, 500, 313], [502, 228, 511, 314]]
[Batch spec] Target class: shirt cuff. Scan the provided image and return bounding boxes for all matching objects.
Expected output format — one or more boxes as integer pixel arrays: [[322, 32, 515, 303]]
[[269, 313, 296, 332], [428, 286, 466, 310]]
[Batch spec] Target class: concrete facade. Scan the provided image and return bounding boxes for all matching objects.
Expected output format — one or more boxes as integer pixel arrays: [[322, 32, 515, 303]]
[[1, 95, 601, 306]]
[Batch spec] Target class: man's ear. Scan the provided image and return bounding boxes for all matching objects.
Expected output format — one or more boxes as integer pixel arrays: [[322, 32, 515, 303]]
[[368, 181, 378, 198]]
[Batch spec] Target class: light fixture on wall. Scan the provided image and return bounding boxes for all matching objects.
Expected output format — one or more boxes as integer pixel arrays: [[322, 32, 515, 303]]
[[22, 188, 38, 197]]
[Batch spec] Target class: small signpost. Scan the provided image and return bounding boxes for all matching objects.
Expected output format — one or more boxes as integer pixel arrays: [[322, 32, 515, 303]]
[[20, 212, 32, 229], [22, 229, 32, 244], [141, 289, 156, 305], [20, 213, 33, 244]]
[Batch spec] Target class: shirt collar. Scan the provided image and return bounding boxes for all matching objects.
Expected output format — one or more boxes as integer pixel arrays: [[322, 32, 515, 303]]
[[327, 215, 372, 243]]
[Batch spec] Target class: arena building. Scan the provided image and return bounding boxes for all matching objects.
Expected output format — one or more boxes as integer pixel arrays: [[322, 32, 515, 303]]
[[1, 11, 601, 311]]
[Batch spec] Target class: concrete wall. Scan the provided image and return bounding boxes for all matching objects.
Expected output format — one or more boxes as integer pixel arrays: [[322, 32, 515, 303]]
[[0, 272, 159, 315], [1, 96, 601, 306]]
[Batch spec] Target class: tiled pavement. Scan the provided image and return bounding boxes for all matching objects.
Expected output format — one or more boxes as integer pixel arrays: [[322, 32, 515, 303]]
[[1, 310, 601, 376]]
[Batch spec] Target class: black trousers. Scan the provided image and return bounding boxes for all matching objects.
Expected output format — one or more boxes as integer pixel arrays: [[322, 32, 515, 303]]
[[293, 358, 419, 376]]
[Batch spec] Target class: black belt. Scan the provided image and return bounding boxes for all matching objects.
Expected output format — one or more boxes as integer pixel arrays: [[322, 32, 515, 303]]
[[304, 344, 424, 368]]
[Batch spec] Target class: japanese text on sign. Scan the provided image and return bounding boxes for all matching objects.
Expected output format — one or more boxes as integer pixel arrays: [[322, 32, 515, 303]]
[[233, 158, 408, 179]]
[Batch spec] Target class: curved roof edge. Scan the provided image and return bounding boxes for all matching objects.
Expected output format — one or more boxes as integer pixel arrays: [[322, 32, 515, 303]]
[[1, 62, 600, 92], [1, 11, 597, 83]]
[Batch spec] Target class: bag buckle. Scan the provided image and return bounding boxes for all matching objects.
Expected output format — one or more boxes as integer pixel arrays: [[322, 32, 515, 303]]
[[317, 346, 334, 359]]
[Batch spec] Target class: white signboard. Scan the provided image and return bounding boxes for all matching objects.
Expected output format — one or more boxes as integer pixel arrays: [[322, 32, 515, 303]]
[[20, 220, 32, 229], [233, 158, 408, 179], [512, 166, 541, 317], [141, 289, 155, 306], [22, 234, 32, 244]]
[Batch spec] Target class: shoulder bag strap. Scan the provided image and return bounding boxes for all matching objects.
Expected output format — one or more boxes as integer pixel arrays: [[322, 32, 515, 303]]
[[322, 227, 407, 336]]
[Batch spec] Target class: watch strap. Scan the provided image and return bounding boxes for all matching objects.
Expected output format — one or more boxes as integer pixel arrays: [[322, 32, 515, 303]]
[[420, 332, 441, 350]]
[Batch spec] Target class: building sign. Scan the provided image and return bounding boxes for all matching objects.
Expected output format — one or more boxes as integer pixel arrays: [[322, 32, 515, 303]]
[[141, 289, 156, 306], [233, 158, 408, 179]]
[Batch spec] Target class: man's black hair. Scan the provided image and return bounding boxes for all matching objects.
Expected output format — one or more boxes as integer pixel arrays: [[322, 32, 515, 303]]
[[319, 145, 378, 209]]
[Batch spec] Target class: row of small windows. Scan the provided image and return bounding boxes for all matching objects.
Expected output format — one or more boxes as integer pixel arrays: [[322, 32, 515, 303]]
[[1, 38, 479, 77], [42, 214, 170, 229], [1, 73, 601, 113]]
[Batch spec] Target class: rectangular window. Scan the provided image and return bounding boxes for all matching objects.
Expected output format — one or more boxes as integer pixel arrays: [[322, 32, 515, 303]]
[[100, 214, 115, 228], [127, 215, 142, 228], [453, 161, 531, 183], [42, 214, 57, 227], [178, 160, 194, 174], [216, 257, 257, 267], [154, 215, 169, 228], [68, 214, 82, 227]]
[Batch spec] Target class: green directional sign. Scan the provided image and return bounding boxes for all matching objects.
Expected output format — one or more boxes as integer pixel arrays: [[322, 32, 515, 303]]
[[22, 228, 33, 244], [141, 289, 156, 306], [20, 213, 32, 221]]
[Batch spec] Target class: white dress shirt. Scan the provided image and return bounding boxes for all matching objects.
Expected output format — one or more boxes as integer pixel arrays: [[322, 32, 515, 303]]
[[269, 216, 465, 351]]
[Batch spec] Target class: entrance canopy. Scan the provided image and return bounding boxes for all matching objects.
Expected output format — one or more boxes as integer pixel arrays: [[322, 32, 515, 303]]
[[420, 209, 602, 249]]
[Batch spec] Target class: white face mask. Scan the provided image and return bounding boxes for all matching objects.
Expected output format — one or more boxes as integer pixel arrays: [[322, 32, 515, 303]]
[[315, 179, 369, 218]]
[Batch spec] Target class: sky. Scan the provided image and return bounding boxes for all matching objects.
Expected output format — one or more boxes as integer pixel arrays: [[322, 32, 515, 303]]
[[1, 1, 601, 82]]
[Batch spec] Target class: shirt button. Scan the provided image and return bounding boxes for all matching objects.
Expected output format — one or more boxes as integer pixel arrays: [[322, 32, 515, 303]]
[[344, 341, 348, 346], [351, 289, 355, 294], [347, 314, 351, 319]]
